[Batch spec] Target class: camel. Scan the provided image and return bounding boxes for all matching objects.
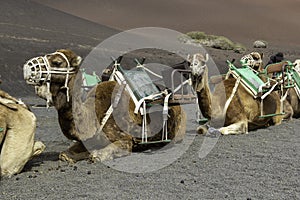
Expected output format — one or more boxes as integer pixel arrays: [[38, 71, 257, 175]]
[[189, 53, 285, 135], [23, 49, 186, 163], [0, 88, 45, 177], [242, 53, 298, 119]]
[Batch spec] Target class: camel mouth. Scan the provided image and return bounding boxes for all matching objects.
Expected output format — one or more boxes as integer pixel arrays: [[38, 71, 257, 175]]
[[23, 51, 78, 107], [190, 64, 206, 77], [23, 56, 49, 85]]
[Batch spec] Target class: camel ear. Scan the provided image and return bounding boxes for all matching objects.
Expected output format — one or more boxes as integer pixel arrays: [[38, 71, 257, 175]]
[[71, 56, 82, 67], [187, 54, 191, 62], [205, 53, 209, 62], [260, 53, 264, 59]]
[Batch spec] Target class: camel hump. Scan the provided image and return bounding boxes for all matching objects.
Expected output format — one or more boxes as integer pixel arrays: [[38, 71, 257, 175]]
[[265, 61, 289, 74]]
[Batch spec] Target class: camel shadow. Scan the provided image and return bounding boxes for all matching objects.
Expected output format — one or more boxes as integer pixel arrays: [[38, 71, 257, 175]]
[[22, 151, 61, 172]]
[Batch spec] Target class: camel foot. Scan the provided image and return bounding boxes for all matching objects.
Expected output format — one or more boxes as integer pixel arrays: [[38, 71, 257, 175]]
[[32, 141, 46, 157], [197, 125, 208, 134], [59, 141, 90, 163], [206, 126, 221, 138], [59, 151, 77, 164], [59, 150, 90, 164], [89, 143, 131, 163]]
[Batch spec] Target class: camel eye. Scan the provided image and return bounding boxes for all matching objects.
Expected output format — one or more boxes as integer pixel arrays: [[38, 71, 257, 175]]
[[192, 61, 199, 66], [52, 60, 62, 67]]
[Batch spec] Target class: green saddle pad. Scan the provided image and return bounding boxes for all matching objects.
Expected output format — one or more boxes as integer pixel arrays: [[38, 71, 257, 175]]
[[81, 69, 101, 87], [235, 68, 265, 92], [82, 70, 101, 87], [228, 62, 265, 96]]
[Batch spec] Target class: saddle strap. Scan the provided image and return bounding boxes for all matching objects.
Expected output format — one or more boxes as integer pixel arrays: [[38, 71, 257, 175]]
[[223, 77, 241, 115], [97, 82, 126, 133]]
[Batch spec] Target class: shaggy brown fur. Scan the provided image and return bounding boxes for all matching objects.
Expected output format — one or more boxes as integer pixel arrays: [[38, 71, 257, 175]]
[[0, 89, 45, 177], [26, 49, 186, 163]]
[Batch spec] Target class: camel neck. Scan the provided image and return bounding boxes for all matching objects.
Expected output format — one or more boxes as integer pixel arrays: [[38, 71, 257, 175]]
[[193, 68, 212, 120], [51, 73, 84, 111], [197, 82, 212, 120]]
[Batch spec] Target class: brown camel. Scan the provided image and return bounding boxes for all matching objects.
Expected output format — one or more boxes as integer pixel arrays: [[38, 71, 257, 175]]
[[23, 49, 186, 163], [0, 89, 45, 177], [190, 53, 285, 135], [241, 53, 297, 120]]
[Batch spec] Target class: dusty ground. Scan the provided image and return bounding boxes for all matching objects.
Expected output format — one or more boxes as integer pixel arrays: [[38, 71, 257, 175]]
[[0, 1, 299, 199], [1, 97, 299, 199]]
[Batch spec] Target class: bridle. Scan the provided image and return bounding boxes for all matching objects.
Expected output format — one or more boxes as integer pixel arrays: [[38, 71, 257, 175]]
[[188, 53, 209, 77], [240, 52, 262, 69], [23, 51, 76, 107]]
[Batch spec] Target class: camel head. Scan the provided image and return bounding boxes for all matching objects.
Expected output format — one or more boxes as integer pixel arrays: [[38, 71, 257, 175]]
[[240, 52, 263, 71], [187, 53, 209, 92], [23, 49, 82, 107]]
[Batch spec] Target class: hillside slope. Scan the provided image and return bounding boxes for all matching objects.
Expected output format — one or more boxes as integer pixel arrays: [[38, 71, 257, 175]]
[[0, 0, 118, 96], [35, 0, 300, 46]]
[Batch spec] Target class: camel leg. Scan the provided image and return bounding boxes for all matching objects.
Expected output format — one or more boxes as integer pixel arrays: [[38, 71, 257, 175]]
[[89, 139, 133, 162], [59, 141, 90, 164], [219, 121, 248, 135], [0, 108, 40, 177], [282, 99, 293, 121], [168, 105, 187, 143]]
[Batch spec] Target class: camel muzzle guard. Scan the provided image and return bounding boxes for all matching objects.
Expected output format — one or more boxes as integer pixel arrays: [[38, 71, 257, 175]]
[[23, 51, 77, 108]]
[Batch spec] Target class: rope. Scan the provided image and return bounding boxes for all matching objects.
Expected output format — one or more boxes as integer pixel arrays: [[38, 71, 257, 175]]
[[280, 88, 289, 113], [98, 105, 114, 133], [136, 65, 163, 79], [142, 101, 147, 143], [54, 52, 72, 103]]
